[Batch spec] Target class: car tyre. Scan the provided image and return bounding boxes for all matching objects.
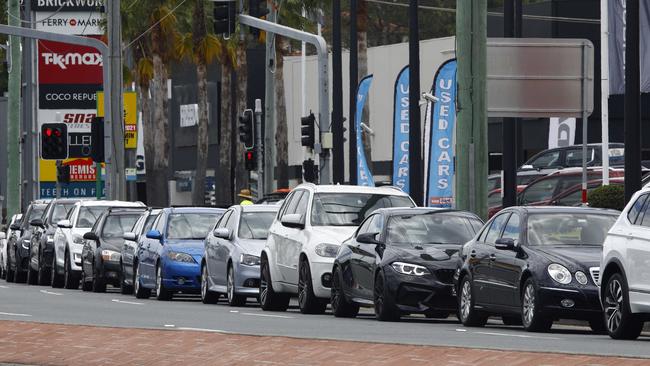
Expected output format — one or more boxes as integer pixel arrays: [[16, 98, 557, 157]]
[[81, 267, 92, 292], [374, 270, 400, 321], [425, 311, 450, 319], [458, 276, 488, 327], [5, 257, 15, 283], [588, 316, 607, 334], [37, 247, 51, 286], [259, 256, 290, 311], [120, 262, 133, 295], [63, 252, 78, 289], [297, 259, 327, 314], [521, 278, 552, 332], [91, 260, 106, 293], [155, 264, 172, 301], [200, 263, 219, 304], [14, 249, 26, 284], [603, 273, 643, 340], [133, 262, 151, 299], [330, 266, 359, 318], [227, 264, 247, 307], [26, 252, 38, 285], [51, 253, 64, 288]]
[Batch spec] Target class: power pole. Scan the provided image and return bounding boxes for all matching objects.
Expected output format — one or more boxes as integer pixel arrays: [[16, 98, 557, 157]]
[[263, 6, 277, 194], [332, 0, 344, 184], [255, 98, 264, 200], [107, 0, 125, 200], [624, 0, 641, 203], [22, 0, 36, 207], [7, 0, 22, 219], [456, 0, 488, 218], [408, 0, 422, 205], [349, 0, 358, 185]]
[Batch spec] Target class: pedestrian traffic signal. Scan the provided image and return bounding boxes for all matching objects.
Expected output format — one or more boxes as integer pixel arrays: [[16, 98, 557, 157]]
[[239, 109, 254, 149], [214, 0, 236, 36], [301, 113, 316, 149], [244, 150, 257, 171], [91, 117, 105, 163], [303, 159, 317, 183], [41, 123, 68, 160]]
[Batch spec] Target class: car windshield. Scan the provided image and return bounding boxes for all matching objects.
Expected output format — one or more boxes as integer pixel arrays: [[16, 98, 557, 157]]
[[386, 213, 481, 246], [52, 203, 75, 223], [311, 193, 414, 226], [527, 213, 618, 246], [101, 214, 141, 241], [166, 213, 219, 240], [76, 207, 108, 229], [28, 206, 46, 222], [609, 148, 625, 166], [238, 212, 276, 240]]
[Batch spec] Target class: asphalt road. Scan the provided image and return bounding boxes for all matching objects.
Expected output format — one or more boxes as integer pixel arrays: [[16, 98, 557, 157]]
[[1, 283, 649, 359]]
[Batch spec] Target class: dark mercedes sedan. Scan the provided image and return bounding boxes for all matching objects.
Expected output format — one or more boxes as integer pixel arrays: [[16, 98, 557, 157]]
[[331, 208, 483, 321], [456, 206, 619, 332]]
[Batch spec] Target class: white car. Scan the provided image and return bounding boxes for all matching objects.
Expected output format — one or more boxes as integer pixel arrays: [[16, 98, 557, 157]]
[[1, 214, 22, 279], [260, 184, 415, 314], [601, 186, 650, 339], [51, 200, 145, 289]]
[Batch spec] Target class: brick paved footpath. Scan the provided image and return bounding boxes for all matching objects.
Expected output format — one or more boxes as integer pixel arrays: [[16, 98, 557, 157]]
[[0, 321, 648, 366]]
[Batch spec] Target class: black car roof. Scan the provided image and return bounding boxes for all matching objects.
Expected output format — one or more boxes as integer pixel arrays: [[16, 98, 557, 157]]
[[505, 206, 620, 216]]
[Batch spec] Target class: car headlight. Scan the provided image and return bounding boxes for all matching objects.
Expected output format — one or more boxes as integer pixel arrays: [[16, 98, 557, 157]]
[[72, 234, 84, 244], [315, 243, 339, 258], [240, 254, 260, 266], [575, 271, 588, 285], [547, 263, 572, 285], [101, 250, 121, 262], [167, 251, 195, 263], [46, 235, 54, 243], [73, 252, 82, 262], [391, 262, 430, 276], [22, 239, 30, 250]]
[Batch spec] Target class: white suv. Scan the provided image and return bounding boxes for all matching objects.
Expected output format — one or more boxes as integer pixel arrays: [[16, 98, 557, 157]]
[[260, 184, 415, 313], [51, 200, 145, 289], [601, 186, 650, 339]]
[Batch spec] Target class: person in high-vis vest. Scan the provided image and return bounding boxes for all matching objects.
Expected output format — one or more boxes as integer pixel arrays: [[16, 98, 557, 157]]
[[238, 189, 254, 205]]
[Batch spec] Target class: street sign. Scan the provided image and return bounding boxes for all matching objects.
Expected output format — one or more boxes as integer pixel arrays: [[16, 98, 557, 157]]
[[487, 38, 594, 118], [97, 91, 137, 149]]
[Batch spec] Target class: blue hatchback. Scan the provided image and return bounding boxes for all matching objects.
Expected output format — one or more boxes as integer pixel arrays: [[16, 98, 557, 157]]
[[133, 207, 225, 300]]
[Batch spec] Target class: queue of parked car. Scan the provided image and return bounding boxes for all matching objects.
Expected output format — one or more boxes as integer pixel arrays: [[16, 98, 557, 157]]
[[3, 178, 650, 341]]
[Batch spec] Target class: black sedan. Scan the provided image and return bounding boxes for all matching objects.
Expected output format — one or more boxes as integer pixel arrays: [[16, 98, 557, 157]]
[[456, 206, 619, 332], [6, 202, 48, 283], [331, 208, 483, 321]]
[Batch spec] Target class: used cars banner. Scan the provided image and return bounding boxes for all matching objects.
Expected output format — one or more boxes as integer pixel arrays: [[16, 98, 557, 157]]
[[392, 66, 410, 194]]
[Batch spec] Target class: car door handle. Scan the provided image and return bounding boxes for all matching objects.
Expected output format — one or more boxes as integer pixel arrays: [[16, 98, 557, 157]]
[[470, 250, 477, 258]]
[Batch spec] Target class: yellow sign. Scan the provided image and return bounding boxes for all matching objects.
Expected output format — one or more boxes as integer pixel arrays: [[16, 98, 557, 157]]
[[96, 91, 137, 149]]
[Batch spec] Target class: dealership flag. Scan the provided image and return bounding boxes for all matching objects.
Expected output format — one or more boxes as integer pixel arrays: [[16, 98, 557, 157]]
[[392, 66, 410, 193], [426, 60, 457, 208], [356, 75, 375, 187]]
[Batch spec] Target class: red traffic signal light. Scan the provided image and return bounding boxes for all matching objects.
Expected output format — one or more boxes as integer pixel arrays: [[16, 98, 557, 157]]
[[244, 150, 257, 171], [41, 123, 68, 160]]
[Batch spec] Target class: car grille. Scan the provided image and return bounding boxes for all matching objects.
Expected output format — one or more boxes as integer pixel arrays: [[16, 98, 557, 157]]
[[589, 267, 600, 286], [434, 269, 455, 285]]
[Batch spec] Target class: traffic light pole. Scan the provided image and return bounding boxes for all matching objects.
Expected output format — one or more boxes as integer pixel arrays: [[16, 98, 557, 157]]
[[6, 0, 21, 220], [255, 99, 264, 200], [239, 15, 331, 184]]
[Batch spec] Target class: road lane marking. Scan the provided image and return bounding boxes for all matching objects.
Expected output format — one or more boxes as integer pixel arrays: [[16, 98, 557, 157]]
[[240, 312, 294, 319], [0, 285, 9, 289], [474, 331, 562, 340], [111, 299, 144, 305], [230, 310, 239, 313], [164, 324, 175, 328], [0, 311, 32, 317], [177, 327, 232, 334], [455, 328, 467, 332], [40, 290, 63, 296]]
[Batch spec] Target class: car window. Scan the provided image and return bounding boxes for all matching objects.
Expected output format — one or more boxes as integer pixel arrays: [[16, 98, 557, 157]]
[[386, 213, 481, 246], [628, 194, 648, 224], [101, 214, 141, 242], [640, 202, 650, 228], [565, 148, 595, 167], [311, 193, 414, 227], [294, 191, 310, 217], [556, 189, 582, 206], [166, 213, 220, 240], [238, 211, 276, 240], [142, 213, 158, 234], [216, 211, 232, 229], [24, 205, 46, 228], [76, 206, 108, 229], [52, 203, 75, 224], [484, 213, 510, 244], [488, 191, 502, 207], [356, 215, 376, 236], [225, 211, 237, 229], [501, 213, 521, 241], [277, 192, 295, 219], [284, 191, 304, 216], [557, 176, 583, 193], [527, 213, 617, 246], [528, 150, 561, 169], [520, 177, 560, 204], [367, 214, 384, 234]]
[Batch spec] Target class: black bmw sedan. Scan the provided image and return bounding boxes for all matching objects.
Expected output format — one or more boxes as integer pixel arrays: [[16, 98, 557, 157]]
[[456, 206, 619, 332], [331, 208, 483, 321]]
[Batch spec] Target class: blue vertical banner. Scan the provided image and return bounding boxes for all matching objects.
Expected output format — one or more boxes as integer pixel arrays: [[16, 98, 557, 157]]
[[426, 59, 457, 208], [356, 75, 375, 186], [392, 66, 410, 193]]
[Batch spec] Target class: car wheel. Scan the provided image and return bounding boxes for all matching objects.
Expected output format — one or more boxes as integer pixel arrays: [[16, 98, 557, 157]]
[[26, 251, 38, 285], [91, 260, 106, 293], [373, 270, 400, 321], [227, 264, 247, 307], [51, 253, 64, 288], [37, 247, 51, 286], [330, 266, 359, 318], [604, 273, 643, 340], [502, 315, 523, 326], [14, 248, 26, 283], [458, 276, 488, 327], [133, 262, 151, 299], [201, 263, 219, 304], [297, 259, 327, 314], [588, 316, 607, 334], [81, 266, 92, 292], [5, 256, 15, 283], [521, 278, 552, 332], [155, 264, 172, 301], [120, 262, 133, 295], [259, 256, 290, 311], [63, 252, 78, 290]]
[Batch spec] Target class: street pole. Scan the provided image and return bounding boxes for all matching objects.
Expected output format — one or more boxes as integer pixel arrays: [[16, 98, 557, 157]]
[[332, 0, 344, 184], [600, 0, 610, 185], [107, 0, 126, 200], [349, 0, 358, 185], [408, 0, 422, 206], [263, 7, 277, 194], [624, 0, 641, 203], [255, 99, 264, 201], [22, 0, 36, 207], [6, 0, 22, 219]]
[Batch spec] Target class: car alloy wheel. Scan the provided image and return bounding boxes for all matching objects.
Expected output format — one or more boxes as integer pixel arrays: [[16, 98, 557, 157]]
[[458, 276, 487, 327], [81, 267, 92, 291], [522, 284, 535, 326], [91, 260, 106, 293], [297, 259, 326, 314], [604, 273, 643, 339], [52, 253, 64, 288], [37, 247, 50, 286], [227, 265, 246, 307], [330, 266, 359, 318], [26, 251, 38, 285], [133, 262, 151, 299], [373, 271, 399, 321], [120, 262, 133, 295], [201, 264, 219, 304], [155, 264, 172, 301], [259, 256, 290, 312], [521, 279, 552, 332]]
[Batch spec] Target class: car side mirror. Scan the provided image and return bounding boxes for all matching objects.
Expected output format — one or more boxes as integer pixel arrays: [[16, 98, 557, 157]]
[[123, 232, 137, 241], [213, 228, 232, 240], [495, 238, 517, 251], [57, 220, 72, 229], [281, 214, 305, 229], [146, 229, 163, 241], [10, 223, 20, 231], [83, 232, 99, 242], [357, 232, 382, 245], [30, 218, 44, 228]]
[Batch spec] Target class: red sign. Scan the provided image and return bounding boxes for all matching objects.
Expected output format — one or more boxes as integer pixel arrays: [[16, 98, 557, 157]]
[[64, 158, 96, 181], [38, 36, 104, 85]]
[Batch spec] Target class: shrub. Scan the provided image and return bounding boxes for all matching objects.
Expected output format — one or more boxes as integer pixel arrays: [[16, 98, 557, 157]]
[[589, 184, 625, 211]]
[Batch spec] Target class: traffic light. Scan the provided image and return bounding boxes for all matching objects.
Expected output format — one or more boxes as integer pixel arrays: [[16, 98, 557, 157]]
[[249, 0, 269, 37], [303, 159, 317, 183], [91, 117, 105, 163], [244, 150, 257, 171], [41, 123, 68, 160], [214, 0, 236, 36], [301, 113, 316, 149], [238, 109, 254, 149], [57, 165, 71, 184]]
